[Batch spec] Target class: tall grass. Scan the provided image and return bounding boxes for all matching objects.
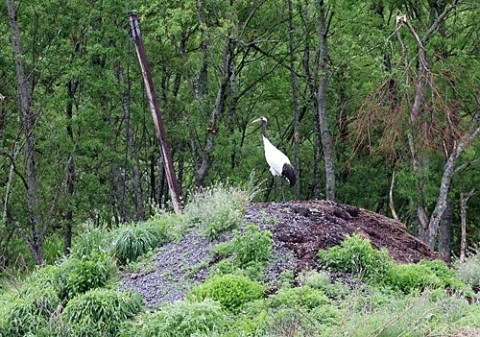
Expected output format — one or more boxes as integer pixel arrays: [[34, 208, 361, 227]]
[[183, 183, 251, 239], [455, 245, 480, 291], [112, 222, 166, 265]]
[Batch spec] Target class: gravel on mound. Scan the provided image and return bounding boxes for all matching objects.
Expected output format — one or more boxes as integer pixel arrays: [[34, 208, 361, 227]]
[[120, 200, 441, 307]]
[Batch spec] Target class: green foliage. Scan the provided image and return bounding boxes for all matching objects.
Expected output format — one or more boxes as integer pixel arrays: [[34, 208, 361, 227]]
[[337, 288, 476, 337], [268, 286, 330, 310], [56, 252, 116, 300], [318, 235, 465, 295], [384, 260, 467, 294], [43, 234, 64, 264], [189, 274, 264, 312], [183, 184, 248, 240], [112, 222, 166, 265], [0, 286, 60, 337], [209, 259, 266, 282], [120, 299, 226, 337], [317, 234, 392, 282], [383, 263, 442, 293], [417, 259, 467, 291], [232, 225, 273, 267], [145, 211, 183, 241], [297, 270, 350, 300], [210, 241, 235, 258], [209, 225, 272, 282], [62, 288, 144, 337], [70, 224, 111, 259], [455, 246, 480, 290]]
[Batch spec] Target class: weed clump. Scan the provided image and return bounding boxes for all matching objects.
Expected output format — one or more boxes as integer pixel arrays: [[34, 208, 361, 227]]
[[120, 299, 226, 337], [317, 233, 392, 283], [62, 288, 144, 337], [455, 246, 480, 291], [189, 274, 264, 312], [183, 184, 248, 240], [112, 222, 166, 265], [210, 224, 272, 281]]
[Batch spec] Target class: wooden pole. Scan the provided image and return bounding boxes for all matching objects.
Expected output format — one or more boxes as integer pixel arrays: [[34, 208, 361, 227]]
[[128, 13, 182, 213]]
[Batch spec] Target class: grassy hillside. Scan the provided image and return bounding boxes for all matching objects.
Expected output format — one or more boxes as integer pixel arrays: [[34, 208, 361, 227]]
[[1, 184, 480, 337]]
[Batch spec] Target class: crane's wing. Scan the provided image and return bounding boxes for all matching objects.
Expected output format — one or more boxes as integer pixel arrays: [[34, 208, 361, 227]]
[[262, 136, 291, 176]]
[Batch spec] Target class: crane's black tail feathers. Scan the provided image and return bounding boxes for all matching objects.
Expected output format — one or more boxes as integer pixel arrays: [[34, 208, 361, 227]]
[[282, 163, 296, 187]]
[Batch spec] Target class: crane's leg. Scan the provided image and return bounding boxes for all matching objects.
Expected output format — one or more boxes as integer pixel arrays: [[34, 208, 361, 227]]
[[281, 178, 285, 204]]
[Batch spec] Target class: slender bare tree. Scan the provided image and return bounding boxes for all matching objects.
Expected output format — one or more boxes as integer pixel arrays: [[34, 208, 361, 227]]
[[316, 0, 335, 201], [6, 0, 44, 264]]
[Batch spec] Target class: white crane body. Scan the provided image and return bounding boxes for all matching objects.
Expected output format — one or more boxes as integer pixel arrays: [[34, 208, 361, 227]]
[[252, 116, 296, 201], [263, 136, 290, 177]]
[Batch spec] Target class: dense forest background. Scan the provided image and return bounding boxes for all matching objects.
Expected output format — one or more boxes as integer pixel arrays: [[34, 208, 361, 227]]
[[1, 0, 480, 270]]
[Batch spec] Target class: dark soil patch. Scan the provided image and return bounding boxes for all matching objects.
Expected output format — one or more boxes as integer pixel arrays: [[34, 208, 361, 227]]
[[248, 200, 442, 272], [120, 200, 442, 307]]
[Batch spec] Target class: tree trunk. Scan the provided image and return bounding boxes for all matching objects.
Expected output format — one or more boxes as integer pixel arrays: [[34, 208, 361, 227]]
[[316, 0, 335, 201], [7, 0, 44, 265], [195, 38, 234, 187], [64, 79, 77, 254], [438, 201, 453, 261], [425, 123, 480, 248], [117, 66, 145, 221], [460, 189, 475, 262], [287, 0, 300, 199], [395, 2, 465, 247]]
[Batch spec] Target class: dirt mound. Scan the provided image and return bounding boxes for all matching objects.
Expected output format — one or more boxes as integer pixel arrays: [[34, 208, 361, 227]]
[[248, 201, 441, 272], [120, 200, 442, 307]]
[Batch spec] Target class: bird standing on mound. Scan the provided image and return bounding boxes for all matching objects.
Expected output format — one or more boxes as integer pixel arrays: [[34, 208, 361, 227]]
[[252, 116, 296, 203]]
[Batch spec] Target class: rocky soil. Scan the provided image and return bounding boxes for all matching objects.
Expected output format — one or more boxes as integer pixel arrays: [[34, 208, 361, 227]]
[[120, 200, 442, 308]]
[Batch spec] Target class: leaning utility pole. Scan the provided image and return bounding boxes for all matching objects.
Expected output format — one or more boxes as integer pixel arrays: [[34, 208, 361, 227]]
[[128, 13, 182, 213]]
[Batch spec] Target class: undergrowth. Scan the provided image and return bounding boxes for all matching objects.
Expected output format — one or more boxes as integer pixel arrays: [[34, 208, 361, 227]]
[[183, 184, 249, 239], [2, 186, 480, 337]]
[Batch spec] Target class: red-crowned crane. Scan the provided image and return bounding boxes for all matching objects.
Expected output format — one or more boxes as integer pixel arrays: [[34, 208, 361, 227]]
[[252, 116, 296, 202]]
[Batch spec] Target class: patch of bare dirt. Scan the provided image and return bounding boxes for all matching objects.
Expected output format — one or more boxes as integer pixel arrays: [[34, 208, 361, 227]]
[[120, 200, 442, 307], [249, 200, 442, 272]]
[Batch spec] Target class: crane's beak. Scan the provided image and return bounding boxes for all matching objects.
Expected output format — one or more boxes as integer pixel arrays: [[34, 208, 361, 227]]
[[251, 118, 262, 124]]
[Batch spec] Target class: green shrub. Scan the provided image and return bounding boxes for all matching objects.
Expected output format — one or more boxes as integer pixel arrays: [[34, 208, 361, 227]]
[[233, 225, 272, 267], [183, 184, 248, 240], [455, 246, 480, 290], [120, 299, 226, 337], [297, 270, 350, 300], [211, 241, 235, 258], [145, 211, 183, 241], [112, 222, 166, 265], [70, 224, 111, 258], [62, 288, 144, 337], [43, 234, 64, 264], [384, 260, 466, 294], [317, 234, 392, 282], [337, 289, 476, 337], [210, 259, 265, 282], [0, 286, 60, 336], [189, 274, 264, 312], [383, 263, 441, 293], [57, 252, 116, 300], [209, 225, 271, 282], [268, 286, 330, 310], [24, 264, 63, 290], [418, 259, 466, 291]]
